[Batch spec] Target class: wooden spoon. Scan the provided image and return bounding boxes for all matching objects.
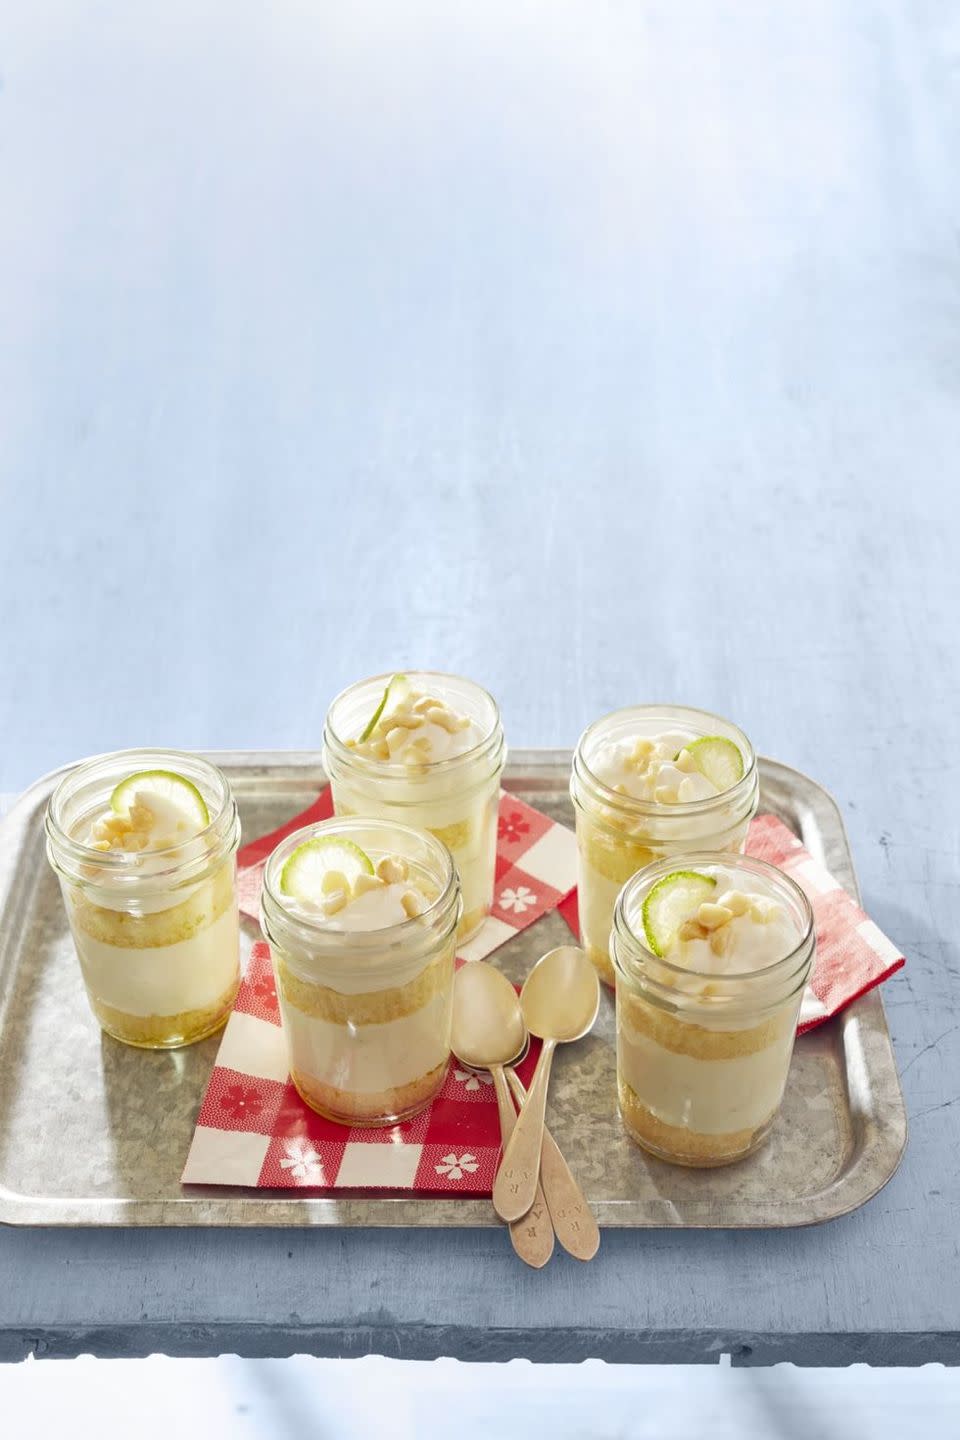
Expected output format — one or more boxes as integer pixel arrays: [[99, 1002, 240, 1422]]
[[506, 1067, 600, 1261], [453, 963, 600, 1260], [492, 947, 600, 1224], [452, 962, 554, 1268]]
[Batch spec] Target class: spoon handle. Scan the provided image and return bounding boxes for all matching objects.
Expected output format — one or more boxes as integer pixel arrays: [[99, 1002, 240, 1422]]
[[491, 1067, 554, 1269], [493, 1038, 556, 1222], [506, 1068, 600, 1261]]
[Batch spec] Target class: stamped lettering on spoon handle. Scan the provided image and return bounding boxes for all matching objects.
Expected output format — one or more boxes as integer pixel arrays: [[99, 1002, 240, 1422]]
[[511, 1185, 554, 1270], [493, 1039, 556, 1222], [508, 1068, 600, 1261], [491, 1067, 554, 1268]]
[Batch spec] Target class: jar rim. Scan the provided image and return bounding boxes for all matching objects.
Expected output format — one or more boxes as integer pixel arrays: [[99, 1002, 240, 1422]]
[[260, 815, 461, 954], [612, 851, 815, 986], [323, 670, 503, 777], [573, 704, 758, 819], [45, 747, 238, 878]]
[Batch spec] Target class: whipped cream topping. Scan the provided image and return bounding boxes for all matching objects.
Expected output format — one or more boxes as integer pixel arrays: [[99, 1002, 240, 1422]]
[[291, 881, 425, 931], [665, 868, 801, 976], [86, 789, 204, 853], [350, 686, 481, 765], [593, 730, 727, 805], [286, 853, 433, 932]]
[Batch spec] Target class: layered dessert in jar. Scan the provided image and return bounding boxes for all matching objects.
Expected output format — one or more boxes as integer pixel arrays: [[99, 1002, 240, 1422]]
[[611, 854, 815, 1166], [260, 817, 460, 1126], [45, 751, 241, 1048], [323, 673, 504, 941], [571, 705, 759, 985]]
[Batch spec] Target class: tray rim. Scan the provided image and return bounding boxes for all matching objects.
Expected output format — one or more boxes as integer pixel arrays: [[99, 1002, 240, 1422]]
[[0, 748, 907, 1229]]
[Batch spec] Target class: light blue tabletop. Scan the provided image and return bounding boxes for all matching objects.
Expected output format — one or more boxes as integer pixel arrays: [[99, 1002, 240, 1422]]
[[0, 1, 958, 1365]]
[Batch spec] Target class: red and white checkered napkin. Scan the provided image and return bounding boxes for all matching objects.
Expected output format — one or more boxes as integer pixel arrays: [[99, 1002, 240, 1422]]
[[182, 789, 574, 1193], [747, 814, 905, 1031], [558, 813, 905, 1034]]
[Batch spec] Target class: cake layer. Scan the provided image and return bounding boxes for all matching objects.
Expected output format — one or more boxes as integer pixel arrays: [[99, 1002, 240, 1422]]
[[67, 861, 235, 947], [293, 1057, 447, 1126], [276, 944, 453, 1021], [618, 983, 796, 1054], [73, 902, 240, 1016]]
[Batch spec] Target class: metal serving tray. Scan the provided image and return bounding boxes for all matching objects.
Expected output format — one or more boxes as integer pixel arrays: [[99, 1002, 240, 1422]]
[[0, 751, 906, 1228]]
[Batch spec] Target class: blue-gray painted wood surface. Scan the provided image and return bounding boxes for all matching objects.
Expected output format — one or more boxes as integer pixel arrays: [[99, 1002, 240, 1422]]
[[0, 0, 958, 1364]]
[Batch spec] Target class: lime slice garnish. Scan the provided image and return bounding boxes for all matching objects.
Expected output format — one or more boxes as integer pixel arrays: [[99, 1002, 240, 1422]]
[[359, 673, 411, 742], [110, 770, 209, 827], [679, 736, 744, 792], [280, 836, 374, 900], [642, 870, 717, 957]]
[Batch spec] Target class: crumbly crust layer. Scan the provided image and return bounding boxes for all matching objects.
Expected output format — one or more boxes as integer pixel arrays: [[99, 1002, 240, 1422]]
[[68, 861, 235, 949], [89, 975, 239, 1049], [292, 1057, 447, 1127], [618, 1075, 776, 1167], [617, 985, 793, 1060], [276, 941, 455, 1026]]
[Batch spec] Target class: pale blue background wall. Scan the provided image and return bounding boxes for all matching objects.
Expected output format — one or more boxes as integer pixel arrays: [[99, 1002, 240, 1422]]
[[1, 0, 959, 1406]]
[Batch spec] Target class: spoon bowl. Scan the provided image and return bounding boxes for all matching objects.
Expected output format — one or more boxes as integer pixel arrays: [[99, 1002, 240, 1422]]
[[457, 1034, 532, 1078], [451, 961, 527, 1070], [520, 945, 602, 1042], [493, 947, 600, 1224], [453, 959, 600, 1263], [452, 963, 553, 1268]]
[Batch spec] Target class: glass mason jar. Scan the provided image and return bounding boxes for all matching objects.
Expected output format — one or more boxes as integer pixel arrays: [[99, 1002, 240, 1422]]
[[611, 853, 815, 1167], [323, 671, 505, 942], [571, 704, 760, 986], [260, 817, 461, 1127], [45, 749, 241, 1049]]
